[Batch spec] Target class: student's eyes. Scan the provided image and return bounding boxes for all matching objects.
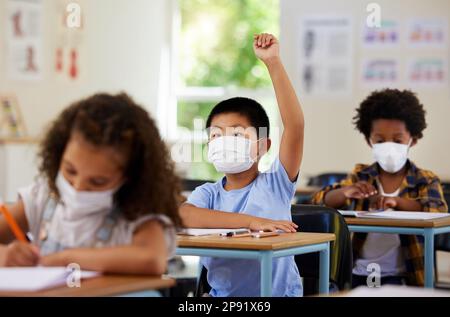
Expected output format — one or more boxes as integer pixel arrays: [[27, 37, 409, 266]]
[[90, 178, 109, 187], [233, 132, 244, 137], [210, 132, 222, 139], [65, 168, 77, 176]]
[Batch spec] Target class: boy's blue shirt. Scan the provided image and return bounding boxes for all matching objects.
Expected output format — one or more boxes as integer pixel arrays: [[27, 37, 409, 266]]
[[186, 157, 302, 297]]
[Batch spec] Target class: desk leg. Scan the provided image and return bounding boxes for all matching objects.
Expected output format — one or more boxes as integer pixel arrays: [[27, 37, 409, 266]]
[[319, 242, 330, 295], [260, 251, 273, 297], [424, 228, 434, 288]]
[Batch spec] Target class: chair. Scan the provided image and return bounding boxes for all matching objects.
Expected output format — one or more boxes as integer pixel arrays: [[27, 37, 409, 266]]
[[195, 204, 353, 296], [182, 179, 214, 192], [307, 173, 348, 187], [291, 204, 353, 295]]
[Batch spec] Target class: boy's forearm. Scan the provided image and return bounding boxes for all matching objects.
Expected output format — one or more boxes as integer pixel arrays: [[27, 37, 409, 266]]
[[264, 58, 304, 130], [180, 204, 260, 228], [41, 246, 168, 275], [395, 197, 423, 211], [323, 189, 348, 209]]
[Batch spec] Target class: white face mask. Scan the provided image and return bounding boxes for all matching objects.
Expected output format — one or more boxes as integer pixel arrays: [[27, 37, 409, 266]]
[[207, 136, 257, 174], [371, 139, 412, 174], [56, 172, 119, 220]]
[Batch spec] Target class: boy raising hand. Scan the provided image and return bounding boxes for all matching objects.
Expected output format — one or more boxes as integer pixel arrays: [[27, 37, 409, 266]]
[[180, 33, 305, 297]]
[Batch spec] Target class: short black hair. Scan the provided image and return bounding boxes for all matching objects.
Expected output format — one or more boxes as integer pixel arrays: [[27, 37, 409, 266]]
[[206, 97, 270, 137], [353, 89, 427, 140]]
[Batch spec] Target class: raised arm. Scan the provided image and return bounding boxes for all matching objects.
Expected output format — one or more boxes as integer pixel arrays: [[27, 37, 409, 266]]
[[254, 33, 305, 181]]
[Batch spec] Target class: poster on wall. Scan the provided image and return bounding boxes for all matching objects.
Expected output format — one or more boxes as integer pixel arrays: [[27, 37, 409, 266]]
[[6, 0, 43, 81], [407, 58, 447, 88], [54, 0, 84, 81], [408, 19, 448, 49], [362, 19, 401, 48], [298, 15, 353, 97], [361, 59, 400, 87]]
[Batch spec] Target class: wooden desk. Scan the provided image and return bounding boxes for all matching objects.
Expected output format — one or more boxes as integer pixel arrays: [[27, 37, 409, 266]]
[[0, 275, 175, 297], [344, 216, 450, 288], [177, 232, 335, 296]]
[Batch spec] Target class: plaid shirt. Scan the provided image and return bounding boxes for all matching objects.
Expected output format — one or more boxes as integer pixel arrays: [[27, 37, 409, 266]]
[[312, 160, 448, 286]]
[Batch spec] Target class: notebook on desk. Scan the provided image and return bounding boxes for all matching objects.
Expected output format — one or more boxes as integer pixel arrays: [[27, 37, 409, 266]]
[[0, 267, 100, 291], [338, 210, 450, 220]]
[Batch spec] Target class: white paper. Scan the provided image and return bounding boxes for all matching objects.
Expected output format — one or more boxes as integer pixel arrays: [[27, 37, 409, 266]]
[[0, 267, 100, 291], [178, 228, 249, 236], [337, 210, 361, 217], [6, 0, 43, 81], [299, 15, 353, 96], [356, 211, 450, 220]]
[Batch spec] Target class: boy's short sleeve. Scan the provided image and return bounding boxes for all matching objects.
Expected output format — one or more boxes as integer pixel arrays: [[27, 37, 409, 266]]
[[263, 158, 298, 203], [186, 184, 213, 209]]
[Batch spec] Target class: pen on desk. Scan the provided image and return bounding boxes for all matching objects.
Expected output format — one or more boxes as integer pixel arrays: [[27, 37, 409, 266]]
[[220, 229, 251, 237], [0, 204, 28, 243]]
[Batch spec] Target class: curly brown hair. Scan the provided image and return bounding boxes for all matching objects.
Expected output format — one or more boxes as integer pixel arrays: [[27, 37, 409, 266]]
[[353, 89, 427, 140], [38, 92, 182, 227]]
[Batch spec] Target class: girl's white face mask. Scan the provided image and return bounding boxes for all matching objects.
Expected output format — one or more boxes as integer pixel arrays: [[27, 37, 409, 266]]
[[371, 139, 412, 174], [56, 172, 118, 220], [207, 136, 257, 174]]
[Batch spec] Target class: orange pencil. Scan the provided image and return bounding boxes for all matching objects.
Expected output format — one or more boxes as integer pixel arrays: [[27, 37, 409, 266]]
[[0, 204, 28, 242]]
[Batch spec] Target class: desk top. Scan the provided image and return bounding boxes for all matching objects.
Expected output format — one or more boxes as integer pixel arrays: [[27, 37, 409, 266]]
[[177, 232, 335, 250], [345, 216, 450, 228], [0, 275, 175, 297]]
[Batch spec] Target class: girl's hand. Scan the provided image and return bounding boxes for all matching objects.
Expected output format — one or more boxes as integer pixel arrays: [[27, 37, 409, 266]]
[[249, 219, 298, 233], [342, 181, 377, 199], [0, 241, 40, 267], [253, 33, 280, 64]]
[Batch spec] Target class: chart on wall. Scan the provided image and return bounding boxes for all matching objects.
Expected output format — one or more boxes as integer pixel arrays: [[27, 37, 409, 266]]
[[6, 0, 43, 81], [408, 19, 448, 49], [362, 19, 401, 48], [298, 15, 353, 97], [54, 0, 85, 82], [361, 58, 400, 87]]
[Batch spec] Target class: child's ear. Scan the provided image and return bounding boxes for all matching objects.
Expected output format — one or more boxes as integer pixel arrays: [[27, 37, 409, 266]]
[[365, 137, 372, 147], [411, 138, 418, 147]]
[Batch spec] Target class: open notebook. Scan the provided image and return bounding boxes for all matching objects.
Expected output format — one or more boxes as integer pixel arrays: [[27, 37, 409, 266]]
[[178, 228, 249, 236], [338, 210, 450, 220], [0, 267, 100, 292]]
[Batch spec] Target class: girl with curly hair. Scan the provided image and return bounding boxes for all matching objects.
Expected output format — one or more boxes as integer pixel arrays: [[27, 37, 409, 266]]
[[0, 92, 181, 275]]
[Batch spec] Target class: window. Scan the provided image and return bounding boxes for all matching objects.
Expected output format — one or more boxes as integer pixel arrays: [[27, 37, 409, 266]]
[[170, 0, 280, 180]]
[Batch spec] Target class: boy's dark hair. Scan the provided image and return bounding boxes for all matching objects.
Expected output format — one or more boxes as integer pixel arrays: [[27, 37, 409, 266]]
[[353, 89, 427, 140], [206, 97, 270, 137], [39, 92, 182, 227]]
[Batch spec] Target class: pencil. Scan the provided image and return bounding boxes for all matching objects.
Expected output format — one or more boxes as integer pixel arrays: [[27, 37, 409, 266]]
[[0, 204, 28, 243]]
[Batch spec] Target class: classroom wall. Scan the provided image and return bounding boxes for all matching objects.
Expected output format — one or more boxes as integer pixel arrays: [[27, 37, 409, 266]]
[[280, 0, 450, 181], [0, 0, 171, 136]]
